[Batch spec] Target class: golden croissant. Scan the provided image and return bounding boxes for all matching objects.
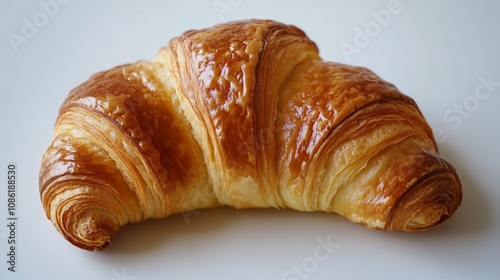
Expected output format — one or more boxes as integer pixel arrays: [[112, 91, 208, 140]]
[[39, 19, 462, 251]]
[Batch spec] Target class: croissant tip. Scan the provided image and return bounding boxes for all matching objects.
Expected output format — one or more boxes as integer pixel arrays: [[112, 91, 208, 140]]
[[67, 213, 118, 251], [385, 167, 462, 231]]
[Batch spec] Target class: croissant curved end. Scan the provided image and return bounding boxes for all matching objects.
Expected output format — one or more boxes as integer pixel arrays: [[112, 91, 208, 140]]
[[73, 213, 119, 251], [44, 186, 122, 251], [385, 163, 462, 231]]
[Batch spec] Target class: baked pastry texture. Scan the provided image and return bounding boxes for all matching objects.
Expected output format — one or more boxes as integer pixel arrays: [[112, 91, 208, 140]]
[[39, 19, 462, 251]]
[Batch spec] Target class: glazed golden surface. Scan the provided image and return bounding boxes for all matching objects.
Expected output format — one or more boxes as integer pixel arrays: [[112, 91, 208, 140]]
[[40, 19, 462, 251]]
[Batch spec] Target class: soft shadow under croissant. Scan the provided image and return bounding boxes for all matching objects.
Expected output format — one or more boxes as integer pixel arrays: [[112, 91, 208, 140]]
[[39, 19, 462, 251]]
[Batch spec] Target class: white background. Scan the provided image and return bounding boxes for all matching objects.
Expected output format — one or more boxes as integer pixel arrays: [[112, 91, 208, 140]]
[[1, 0, 500, 279]]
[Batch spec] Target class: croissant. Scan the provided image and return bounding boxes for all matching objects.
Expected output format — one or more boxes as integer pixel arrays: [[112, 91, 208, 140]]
[[39, 19, 462, 251]]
